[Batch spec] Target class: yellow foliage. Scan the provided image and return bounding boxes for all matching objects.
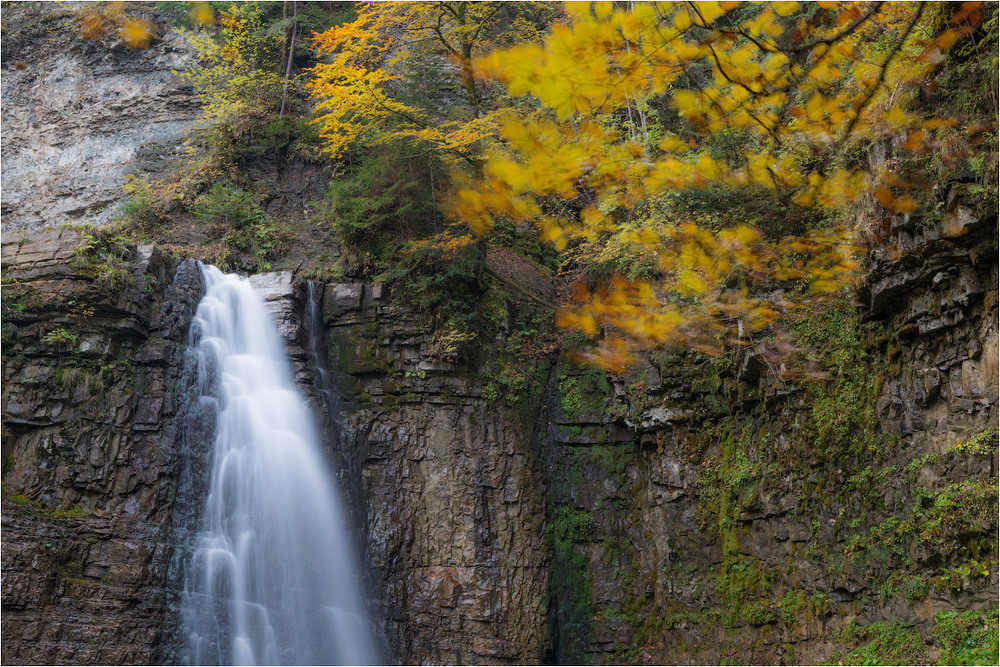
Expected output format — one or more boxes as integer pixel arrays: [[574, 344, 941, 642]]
[[190, 2, 215, 27], [76, 1, 157, 49], [446, 0, 979, 369], [177, 3, 285, 135], [307, 1, 556, 164], [118, 17, 156, 49]]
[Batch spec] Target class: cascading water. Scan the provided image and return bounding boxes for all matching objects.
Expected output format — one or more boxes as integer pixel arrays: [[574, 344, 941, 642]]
[[180, 265, 375, 666]]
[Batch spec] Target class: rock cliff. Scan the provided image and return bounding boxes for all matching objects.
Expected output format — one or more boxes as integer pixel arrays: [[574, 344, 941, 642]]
[[1, 202, 996, 664], [1, 228, 202, 664], [527, 198, 999, 665], [0, 5, 996, 663], [1, 3, 200, 230]]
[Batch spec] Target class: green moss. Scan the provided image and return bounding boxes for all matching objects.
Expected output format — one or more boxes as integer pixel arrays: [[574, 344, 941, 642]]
[[562, 368, 612, 418], [830, 619, 928, 665], [71, 227, 134, 295], [342, 338, 386, 375], [790, 298, 897, 466], [916, 479, 998, 558], [934, 606, 999, 665], [588, 445, 634, 487], [713, 559, 778, 627], [62, 576, 97, 598], [4, 495, 92, 519], [879, 572, 931, 605], [546, 441, 597, 663], [547, 505, 595, 663], [558, 376, 581, 416], [816, 471, 996, 606], [51, 504, 93, 519], [6, 494, 40, 508]]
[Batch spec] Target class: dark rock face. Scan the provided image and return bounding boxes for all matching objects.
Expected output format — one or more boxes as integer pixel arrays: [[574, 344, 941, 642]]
[[1, 203, 995, 665], [314, 283, 551, 665], [532, 201, 998, 665], [1, 229, 202, 665], [864, 202, 998, 451]]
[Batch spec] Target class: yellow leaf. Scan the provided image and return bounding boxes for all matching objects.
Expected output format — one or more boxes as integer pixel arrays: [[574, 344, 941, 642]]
[[673, 89, 700, 115], [697, 2, 726, 24], [679, 270, 709, 295], [659, 136, 689, 153], [674, 9, 692, 31], [885, 106, 910, 128], [773, 2, 799, 17], [191, 2, 215, 26], [119, 18, 156, 49], [593, 1, 613, 19]]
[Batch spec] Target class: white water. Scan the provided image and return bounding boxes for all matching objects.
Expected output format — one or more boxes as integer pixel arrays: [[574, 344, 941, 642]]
[[181, 265, 375, 666]]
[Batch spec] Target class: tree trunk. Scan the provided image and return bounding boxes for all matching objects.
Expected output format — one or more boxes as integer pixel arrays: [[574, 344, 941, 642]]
[[278, 0, 298, 120]]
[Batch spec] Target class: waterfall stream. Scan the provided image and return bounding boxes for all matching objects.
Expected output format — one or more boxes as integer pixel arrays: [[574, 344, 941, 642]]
[[180, 265, 374, 666]]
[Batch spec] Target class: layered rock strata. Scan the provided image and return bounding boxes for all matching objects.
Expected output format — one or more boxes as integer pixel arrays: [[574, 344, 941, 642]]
[[0, 3, 200, 230], [535, 198, 998, 664], [309, 282, 552, 665], [1, 204, 995, 665], [1, 228, 202, 664]]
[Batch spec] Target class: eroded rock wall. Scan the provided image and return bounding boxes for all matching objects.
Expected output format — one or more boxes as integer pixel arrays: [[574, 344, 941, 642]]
[[1, 228, 202, 664], [536, 201, 998, 665], [313, 283, 551, 665], [1, 213, 994, 666], [0, 3, 200, 230]]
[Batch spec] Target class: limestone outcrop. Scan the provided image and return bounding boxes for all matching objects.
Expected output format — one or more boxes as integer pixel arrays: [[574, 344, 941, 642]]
[[0, 3, 200, 230]]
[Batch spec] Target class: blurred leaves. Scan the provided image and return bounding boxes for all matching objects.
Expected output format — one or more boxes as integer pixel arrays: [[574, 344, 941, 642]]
[[448, 1, 985, 371]]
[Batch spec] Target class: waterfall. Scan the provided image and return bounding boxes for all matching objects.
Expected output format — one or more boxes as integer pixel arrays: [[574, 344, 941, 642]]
[[180, 265, 375, 666]]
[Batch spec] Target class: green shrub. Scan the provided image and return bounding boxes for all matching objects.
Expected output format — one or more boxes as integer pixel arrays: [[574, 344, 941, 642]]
[[118, 174, 166, 230], [190, 181, 266, 229], [72, 228, 134, 294], [322, 141, 445, 254], [190, 181, 286, 271], [377, 229, 485, 327]]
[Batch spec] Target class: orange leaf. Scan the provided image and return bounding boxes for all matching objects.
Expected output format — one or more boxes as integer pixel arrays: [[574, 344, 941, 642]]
[[890, 196, 920, 214], [873, 185, 894, 208], [951, 1, 981, 24], [900, 131, 926, 151]]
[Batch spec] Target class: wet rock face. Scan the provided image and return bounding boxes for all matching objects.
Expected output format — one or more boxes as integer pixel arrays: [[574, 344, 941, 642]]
[[0, 3, 200, 230], [0, 219, 994, 666], [1, 229, 202, 664], [314, 284, 551, 665], [188, 275, 550, 665]]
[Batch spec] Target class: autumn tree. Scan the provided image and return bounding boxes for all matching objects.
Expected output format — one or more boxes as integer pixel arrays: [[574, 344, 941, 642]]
[[179, 3, 287, 144], [449, 0, 989, 370], [306, 1, 560, 166]]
